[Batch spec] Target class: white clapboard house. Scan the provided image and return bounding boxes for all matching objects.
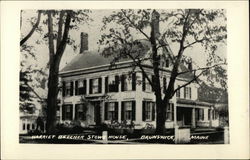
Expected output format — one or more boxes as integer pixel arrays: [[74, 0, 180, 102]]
[[58, 33, 219, 129]]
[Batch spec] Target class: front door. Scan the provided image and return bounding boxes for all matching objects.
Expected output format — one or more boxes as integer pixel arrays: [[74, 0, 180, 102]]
[[93, 101, 101, 125]]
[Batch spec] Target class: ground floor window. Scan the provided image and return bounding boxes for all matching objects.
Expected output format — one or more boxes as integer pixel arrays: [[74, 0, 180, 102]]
[[104, 102, 118, 120], [196, 108, 204, 121], [121, 101, 135, 121], [142, 101, 155, 121], [22, 123, 25, 130], [166, 103, 174, 121], [62, 104, 73, 120], [75, 104, 87, 121]]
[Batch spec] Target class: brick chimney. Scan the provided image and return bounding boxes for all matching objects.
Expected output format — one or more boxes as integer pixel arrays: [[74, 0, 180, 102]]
[[151, 10, 160, 38], [80, 32, 88, 53]]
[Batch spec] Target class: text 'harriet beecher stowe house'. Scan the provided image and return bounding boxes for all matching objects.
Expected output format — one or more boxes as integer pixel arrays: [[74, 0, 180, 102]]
[[58, 33, 219, 130]]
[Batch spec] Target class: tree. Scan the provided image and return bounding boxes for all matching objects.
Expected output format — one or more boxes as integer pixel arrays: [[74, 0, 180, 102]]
[[20, 10, 43, 113], [99, 9, 227, 134], [20, 10, 90, 133], [45, 10, 90, 133]]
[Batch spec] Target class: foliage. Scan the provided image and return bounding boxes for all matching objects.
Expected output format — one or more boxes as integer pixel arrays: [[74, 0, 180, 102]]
[[99, 9, 227, 134]]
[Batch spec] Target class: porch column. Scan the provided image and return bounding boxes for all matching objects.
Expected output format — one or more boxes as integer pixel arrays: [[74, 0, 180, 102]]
[[118, 101, 121, 123], [174, 104, 177, 127], [209, 108, 213, 127], [72, 103, 75, 120], [86, 78, 89, 95], [101, 76, 105, 94], [192, 108, 196, 128], [59, 105, 63, 123]]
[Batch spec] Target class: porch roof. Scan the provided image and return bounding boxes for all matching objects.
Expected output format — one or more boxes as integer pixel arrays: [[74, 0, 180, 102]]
[[177, 98, 213, 107]]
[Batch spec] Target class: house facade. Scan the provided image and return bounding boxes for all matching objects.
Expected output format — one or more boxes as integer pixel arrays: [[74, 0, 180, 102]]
[[58, 50, 219, 129]]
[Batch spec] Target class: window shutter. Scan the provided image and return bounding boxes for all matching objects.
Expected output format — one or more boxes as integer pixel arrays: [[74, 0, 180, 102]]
[[105, 77, 108, 93], [184, 87, 186, 99], [70, 105, 73, 120], [75, 105, 78, 120], [151, 75, 155, 91], [132, 73, 136, 91], [171, 104, 174, 121], [121, 102, 124, 121], [70, 82, 74, 96], [202, 109, 204, 120], [142, 101, 146, 121], [121, 75, 125, 91], [195, 108, 199, 120], [163, 77, 167, 93], [152, 102, 155, 121], [132, 101, 136, 121], [142, 74, 145, 91], [83, 80, 87, 94], [98, 78, 102, 93], [115, 102, 118, 120], [104, 102, 108, 120], [89, 79, 93, 94], [75, 81, 78, 95], [189, 87, 192, 99], [62, 82, 66, 97], [62, 105, 65, 120], [115, 75, 119, 92]]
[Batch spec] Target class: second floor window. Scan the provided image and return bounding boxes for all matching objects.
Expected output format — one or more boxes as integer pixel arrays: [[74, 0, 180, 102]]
[[62, 81, 73, 97], [121, 73, 136, 91], [75, 80, 87, 95], [89, 78, 102, 94], [142, 74, 152, 92], [184, 87, 192, 99], [105, 75, 119, 93]]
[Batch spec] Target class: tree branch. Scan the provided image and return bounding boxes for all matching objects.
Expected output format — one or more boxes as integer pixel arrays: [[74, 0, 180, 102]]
[[20, 10, 41, 46], [56, 10, 65, 50], [47, 10, 55, 62], [177, 62, 226, 76], [121, 9, 150, 40]]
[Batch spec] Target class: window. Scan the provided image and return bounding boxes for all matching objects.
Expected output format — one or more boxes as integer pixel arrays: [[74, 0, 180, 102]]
[[142, 74, 151, 92], [62, 105, 73, 120], [142, 101, 155, 121], [208, 109, 211, 120], [105, 76, 119, 92], [27, 124, 30, 130], [166, 103, 174, 121], [121, 73, 136, 91], [75, 104, 87, 121], [121, 101, 135, 121], [32, 124, 35, 130], [90, 78, 102, 94], [184, 87, 192, 99], [63, 81, 73, 96], [105, 102, 118, 120], [197, 108, 204, 121], [23, 123, 25, 130], [176, 85, 181, 98], [75, 80, 86, 95]]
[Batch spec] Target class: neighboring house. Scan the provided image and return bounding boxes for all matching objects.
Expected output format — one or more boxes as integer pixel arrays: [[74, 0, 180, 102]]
[[198, 82, 228, 127], [20, 109, 39, 134], [58, 35, 219, 129]]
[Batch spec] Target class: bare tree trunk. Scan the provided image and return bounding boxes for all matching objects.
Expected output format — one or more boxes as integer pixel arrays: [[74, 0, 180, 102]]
[[45, 10, 72, 134]]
